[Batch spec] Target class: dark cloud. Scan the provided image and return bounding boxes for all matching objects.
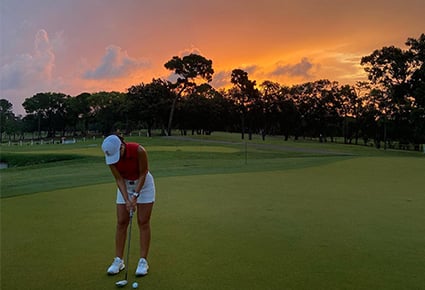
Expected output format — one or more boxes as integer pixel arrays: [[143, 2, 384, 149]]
[[211, 70, 230, 88], [270, 58, 313, 78], [0, 29, 55, 90], [83, 45, 149, 80]]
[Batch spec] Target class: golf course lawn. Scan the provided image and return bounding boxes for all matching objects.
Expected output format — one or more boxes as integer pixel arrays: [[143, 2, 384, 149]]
[[1, 135, 424, 289]]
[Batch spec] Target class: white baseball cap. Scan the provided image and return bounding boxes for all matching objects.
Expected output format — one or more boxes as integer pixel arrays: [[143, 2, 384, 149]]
[[101, 135, 122, 164]]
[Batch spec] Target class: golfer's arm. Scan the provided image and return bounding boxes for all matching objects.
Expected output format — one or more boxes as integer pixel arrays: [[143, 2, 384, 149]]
[[134, 146, 149, 193], [109, 165, 129, 202]]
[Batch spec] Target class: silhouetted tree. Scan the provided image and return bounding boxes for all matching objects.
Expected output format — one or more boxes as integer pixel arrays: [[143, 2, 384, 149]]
[[0, 99, 15, 142], [164, 53, 214, 136], [229, 69, 259, 139], [88, 91, 127, 135], [127, 79, 175, 136], [22, 92, 69, 138]]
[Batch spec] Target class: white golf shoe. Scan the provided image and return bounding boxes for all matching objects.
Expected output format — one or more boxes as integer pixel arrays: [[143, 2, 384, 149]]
[[107, 257, 125, 275], [135, 258, 149, 276]]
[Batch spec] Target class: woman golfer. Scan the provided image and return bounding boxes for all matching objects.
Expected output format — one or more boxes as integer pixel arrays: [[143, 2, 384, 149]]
[[102, 134, 155, 276]]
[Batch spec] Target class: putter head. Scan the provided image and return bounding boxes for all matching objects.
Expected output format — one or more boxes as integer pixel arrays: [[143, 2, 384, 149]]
[[116, 280, 128, 287]]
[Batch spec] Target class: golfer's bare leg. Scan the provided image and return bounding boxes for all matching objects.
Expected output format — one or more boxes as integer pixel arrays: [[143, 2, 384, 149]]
[[137, 203, 154, 258], [115, 204, 130, 258]]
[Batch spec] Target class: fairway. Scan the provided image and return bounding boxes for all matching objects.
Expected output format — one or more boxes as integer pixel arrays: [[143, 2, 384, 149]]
[[1, 135, 425, 289]]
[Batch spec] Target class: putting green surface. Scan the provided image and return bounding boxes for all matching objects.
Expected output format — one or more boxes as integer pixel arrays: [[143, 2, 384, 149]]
[[2, 152, 425, 289]]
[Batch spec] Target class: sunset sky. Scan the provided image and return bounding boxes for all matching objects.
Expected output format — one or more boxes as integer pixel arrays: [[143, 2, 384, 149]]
[[1, 0, 424, 115]]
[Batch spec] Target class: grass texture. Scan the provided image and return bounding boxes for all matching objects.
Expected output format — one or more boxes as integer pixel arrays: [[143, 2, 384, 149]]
[[1, 134, 424, 289]]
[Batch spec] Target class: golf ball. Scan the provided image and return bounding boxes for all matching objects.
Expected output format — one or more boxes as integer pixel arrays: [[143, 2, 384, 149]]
[[132, 282, 138, 288]]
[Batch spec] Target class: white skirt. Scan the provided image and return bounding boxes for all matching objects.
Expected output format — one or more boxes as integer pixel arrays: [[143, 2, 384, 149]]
[[116, 172, 155, 204]]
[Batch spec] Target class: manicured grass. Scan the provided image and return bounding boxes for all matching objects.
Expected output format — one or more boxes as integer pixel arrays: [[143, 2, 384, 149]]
[[1, 133, 424, 289], [0, 136, 346, 198]]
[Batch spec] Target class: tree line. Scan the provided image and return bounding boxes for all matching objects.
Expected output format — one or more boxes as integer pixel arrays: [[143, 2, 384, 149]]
[[1, 34, 424, 150]]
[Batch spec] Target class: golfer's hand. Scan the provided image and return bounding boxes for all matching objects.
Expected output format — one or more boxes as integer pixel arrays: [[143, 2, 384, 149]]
[[130, 196, 138, 209], [125, 200, 135, 213]]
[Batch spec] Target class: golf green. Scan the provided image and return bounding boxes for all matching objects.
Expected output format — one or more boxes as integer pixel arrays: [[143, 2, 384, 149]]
[[1, 154, 424, 289]]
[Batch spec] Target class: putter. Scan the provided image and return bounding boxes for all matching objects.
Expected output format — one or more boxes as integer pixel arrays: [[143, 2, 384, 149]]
[[116, 210, 134, 288]]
